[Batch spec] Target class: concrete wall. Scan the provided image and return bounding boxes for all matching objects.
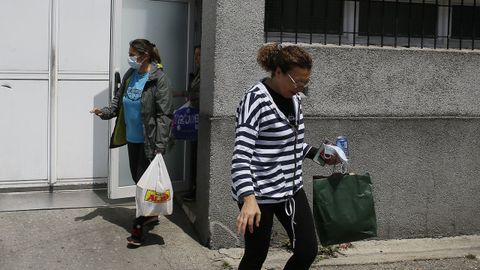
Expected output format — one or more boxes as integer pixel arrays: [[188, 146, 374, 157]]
[[198, 0, 480, 249], [195, 0, 265, 247]]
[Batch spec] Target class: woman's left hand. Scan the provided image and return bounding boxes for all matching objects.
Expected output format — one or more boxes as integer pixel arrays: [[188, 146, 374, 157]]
[[320, 141, 343, 166], [324, 153, 341, 165]]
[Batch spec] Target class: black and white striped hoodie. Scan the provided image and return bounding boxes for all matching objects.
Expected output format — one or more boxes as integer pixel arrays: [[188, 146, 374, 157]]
[[231, 81, 312, 204]]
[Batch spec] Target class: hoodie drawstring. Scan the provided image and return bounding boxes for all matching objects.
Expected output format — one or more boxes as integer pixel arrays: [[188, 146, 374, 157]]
[[284, 94, 301, 250], [285, 197, 296, 249]]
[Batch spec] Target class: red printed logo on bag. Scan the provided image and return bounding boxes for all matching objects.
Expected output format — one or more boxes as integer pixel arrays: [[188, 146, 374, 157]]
[[144, 189, 171, 203]]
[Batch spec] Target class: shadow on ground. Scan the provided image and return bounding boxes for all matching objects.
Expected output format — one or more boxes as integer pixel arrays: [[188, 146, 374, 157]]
[[74, 206, 135, 232], [73, 201, 201, 248], [166, 201, 202, 243]]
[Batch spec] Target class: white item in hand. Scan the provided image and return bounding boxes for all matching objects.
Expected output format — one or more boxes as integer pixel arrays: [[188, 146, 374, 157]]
[[323, 144, 349, 163]]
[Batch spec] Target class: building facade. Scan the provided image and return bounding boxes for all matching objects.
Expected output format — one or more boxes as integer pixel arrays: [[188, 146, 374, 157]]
[[196, 0, 480, 248], [1, 0, 479, 249]]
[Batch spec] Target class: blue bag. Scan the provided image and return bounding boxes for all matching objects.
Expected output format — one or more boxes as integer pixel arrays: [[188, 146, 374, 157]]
[[172, 102, 199, 141]]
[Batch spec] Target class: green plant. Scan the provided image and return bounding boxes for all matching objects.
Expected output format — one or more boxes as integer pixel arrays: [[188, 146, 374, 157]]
[[221, 261, 233, 270], [318, 245, 340, 258], [465, 254, 477, 260]]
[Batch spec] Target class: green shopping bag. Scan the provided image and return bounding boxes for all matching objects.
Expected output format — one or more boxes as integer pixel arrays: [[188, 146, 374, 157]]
[[313, 173, 377, 246]]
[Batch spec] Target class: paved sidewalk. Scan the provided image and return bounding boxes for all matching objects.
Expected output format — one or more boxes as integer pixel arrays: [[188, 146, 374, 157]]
[[0, 193, 479, 270], [0, 205, 217, 270], [212, 235, 480, 269]]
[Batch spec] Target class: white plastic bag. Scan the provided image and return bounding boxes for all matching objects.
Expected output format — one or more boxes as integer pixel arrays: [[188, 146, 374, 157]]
[[135, 154, 173, 217]]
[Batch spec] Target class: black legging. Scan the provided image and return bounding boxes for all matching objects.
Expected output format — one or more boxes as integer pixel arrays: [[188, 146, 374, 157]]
[[238, 188, 318, 270], [128, 143, 151, 226], [127, 143, 150, 184]]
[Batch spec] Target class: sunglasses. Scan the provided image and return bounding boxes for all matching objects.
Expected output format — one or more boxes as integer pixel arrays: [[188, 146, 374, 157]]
[[287, 73, 310, 89]]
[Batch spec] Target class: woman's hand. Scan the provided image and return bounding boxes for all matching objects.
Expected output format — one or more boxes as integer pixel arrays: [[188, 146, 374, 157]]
[[236, 195, 261, 236], [320, 141, 343, 166], [323, 153, 341, 165], [89, 108, 103, 117]]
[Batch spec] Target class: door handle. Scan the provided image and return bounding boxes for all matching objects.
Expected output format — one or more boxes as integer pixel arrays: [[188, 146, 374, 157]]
[[1, 82, 12, 89], [114, 71, 121, 95]]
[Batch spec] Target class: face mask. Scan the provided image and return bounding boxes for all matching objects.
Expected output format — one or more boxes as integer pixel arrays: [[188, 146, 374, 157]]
[[128, 56, 141, 69]]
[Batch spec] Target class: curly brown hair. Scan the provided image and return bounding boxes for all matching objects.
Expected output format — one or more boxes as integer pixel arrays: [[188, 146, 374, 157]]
[[257, 43, 312, 75]]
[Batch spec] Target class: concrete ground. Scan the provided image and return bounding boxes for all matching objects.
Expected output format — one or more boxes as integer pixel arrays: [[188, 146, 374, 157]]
[[319, 258, 480, 270], [0, 189, 479, 270], [0, 204, 217, 270], [215, 235, 480, 269]]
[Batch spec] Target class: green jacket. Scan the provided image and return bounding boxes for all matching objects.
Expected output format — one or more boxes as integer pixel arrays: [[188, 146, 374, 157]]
[[100, 63, 173, 160]]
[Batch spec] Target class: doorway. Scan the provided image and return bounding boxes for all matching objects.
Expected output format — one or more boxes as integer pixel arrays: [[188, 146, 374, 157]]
[[108, 0, 197, 199]]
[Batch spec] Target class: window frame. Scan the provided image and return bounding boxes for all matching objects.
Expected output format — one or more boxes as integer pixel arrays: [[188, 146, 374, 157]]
[[264, 0, 480, 49]]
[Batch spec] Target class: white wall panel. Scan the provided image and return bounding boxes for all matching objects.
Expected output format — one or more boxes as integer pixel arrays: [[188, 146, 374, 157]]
[[0, 81, 48, 181], [57, 81, 109, 179], [0, 0, 50, 72], [58, 0, 110, 73]]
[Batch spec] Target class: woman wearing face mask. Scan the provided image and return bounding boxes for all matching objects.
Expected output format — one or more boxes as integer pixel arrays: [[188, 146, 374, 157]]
[[231, 43, 340, 269], [90, 38, 173, 246]]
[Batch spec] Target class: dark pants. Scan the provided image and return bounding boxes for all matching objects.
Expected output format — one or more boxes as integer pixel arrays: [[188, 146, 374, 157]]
[[238, 188, 318, 270], [127, 143, 151, 226], [127, 143, 150, 184]]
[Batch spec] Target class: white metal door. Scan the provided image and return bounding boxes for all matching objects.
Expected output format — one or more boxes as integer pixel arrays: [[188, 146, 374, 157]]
[[0, 0, 50, 187], [56, 0, 111, 186], [0, 0, 112, 189], [109, 0, 193, 199]]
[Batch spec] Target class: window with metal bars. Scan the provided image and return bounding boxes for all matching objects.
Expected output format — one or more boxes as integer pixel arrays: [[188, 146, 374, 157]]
[[264, 0, 480, 50], [358, 1, 437, 38], [451, 5, 480, 39], [265, 0, 343, 34]]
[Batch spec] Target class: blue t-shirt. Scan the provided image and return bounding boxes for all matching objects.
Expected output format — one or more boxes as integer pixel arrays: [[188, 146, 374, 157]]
[[123, 71, 149, 143]]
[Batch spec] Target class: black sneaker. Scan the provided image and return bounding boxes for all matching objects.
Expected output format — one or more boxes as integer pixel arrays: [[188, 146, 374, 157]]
[[127, 224, 143, 246]]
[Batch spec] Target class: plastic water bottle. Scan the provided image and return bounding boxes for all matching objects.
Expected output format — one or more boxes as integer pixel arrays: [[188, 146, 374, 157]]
[[335, 136, 349, 157]]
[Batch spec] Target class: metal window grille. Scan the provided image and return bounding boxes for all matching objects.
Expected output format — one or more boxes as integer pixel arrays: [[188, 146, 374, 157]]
[[264, 0, 480, 50]]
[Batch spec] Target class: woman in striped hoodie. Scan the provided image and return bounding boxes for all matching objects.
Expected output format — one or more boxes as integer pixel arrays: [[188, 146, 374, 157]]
[[231, 43, 340, 270]]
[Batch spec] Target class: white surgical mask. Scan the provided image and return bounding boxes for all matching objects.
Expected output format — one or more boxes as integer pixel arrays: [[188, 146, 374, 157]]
[[128, 56, 141, 69]]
